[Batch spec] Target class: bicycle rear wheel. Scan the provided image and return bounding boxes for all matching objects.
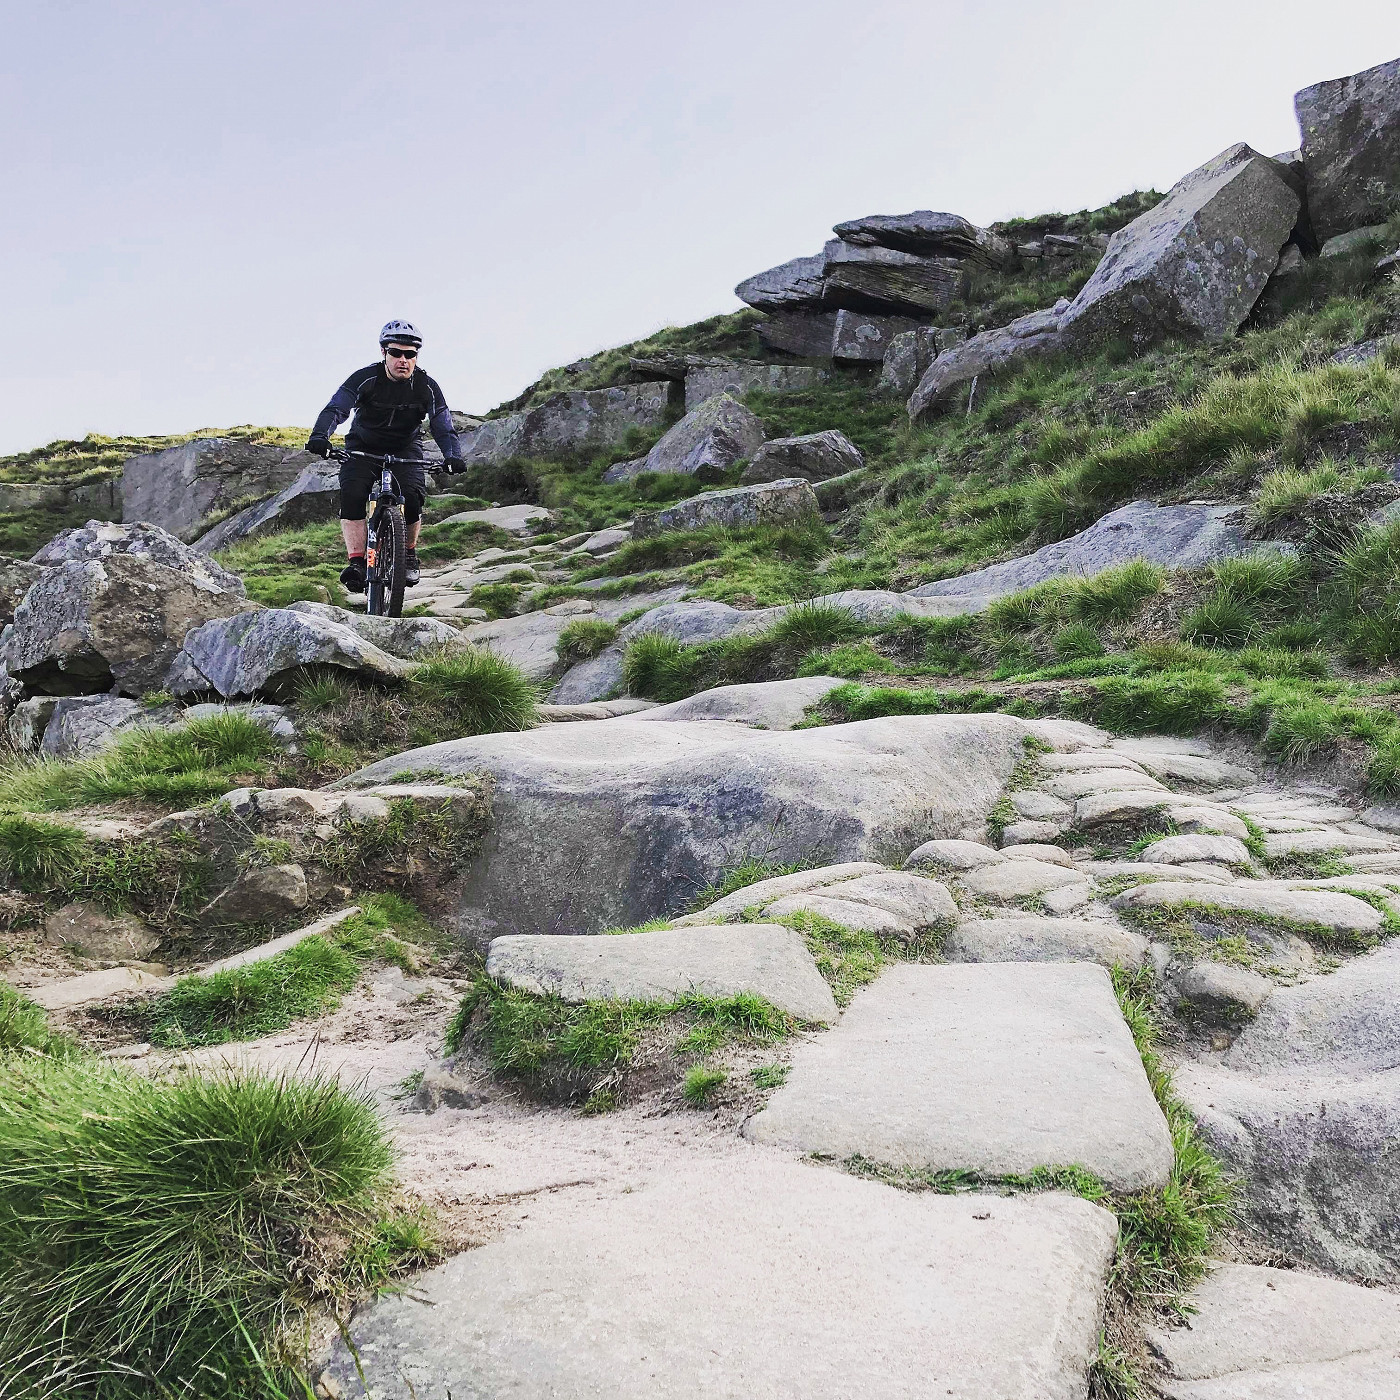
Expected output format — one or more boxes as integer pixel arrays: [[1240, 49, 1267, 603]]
[[366, 505, 407, 617]]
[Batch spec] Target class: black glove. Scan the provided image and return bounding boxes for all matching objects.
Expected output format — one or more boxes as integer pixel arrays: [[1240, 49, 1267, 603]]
[[306, 436, 330, 459], [443, 456, 466, 475]]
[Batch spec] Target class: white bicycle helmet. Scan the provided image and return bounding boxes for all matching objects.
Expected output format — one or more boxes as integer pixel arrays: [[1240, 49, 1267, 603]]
[[379, 319, 423, 348]]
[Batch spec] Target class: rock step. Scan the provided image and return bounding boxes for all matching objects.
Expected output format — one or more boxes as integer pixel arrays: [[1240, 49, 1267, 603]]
[[746, 961, 1174, 1192], [485, 924, 839, 1024], [321, 1156, 1119, 1400]]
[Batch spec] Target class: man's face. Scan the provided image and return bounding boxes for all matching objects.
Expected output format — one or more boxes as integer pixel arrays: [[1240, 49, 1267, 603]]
[[383, 343, 418, 380]]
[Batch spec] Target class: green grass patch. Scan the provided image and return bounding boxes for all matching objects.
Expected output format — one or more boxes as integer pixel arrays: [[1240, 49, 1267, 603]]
[[0, 1056, 410, 1394], [408, 643, 540, 733], [556, 617, 619, 663], [0, 984, 76, 1059], [681, 1065, 727, 1106], [443, 977, 797, 1105]]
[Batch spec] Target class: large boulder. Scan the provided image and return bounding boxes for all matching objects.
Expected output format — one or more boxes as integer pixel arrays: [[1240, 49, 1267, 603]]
[[0, 556, 47, 626], [121, 437, 319, 541], [757, 311, 840, 358], [338, 712, 1037, 941], [734, 252, 827, 311], [2, 555, 251, 696], [878, 326, 970, 398], [286, 601, 465, 660], [40, 694, 154, 758], [459, 383, 677, 467], [822, 240, 965, 317], [602, 394, 767, 484], [741, 430, 864, 485], [908, 303, 1070, 421], [1175, 943, 1400, 1281], [1295, 56, 1400, 243], [1058, 143, 1299, 348], [682, 360, 828, 411], [905, 501, 1257, 611], [831, 309, 924, 364], [166, 607, 413, 698], [632, 479, 820, 540], [193, 464, 340, 554], [833, 210, 1019, 270], [33, 519, 245, 596]]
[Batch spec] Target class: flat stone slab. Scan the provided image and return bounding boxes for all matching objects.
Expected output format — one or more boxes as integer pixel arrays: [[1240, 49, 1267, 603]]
[[1042, 770, 1167, 801], [1112, 749, 1256, 786], [1110, 881, 1385, 934], [999, 844, 1074, 866], [1263, 830, 1395, 857], [198, 906, 362, 976], [1042, 751, 1147, 772], [1169, 806, 1250, 839], [763, 871, 956, 937], [671, 862, 886, 925], [959, 860, 1087, 903], [945, 916, 1149, 969], [747, 962, 1174, 1191], [905, 838, 1005, 871], [1010, 790, 1071, 819], [630, 675, 845, 730], [1074, 789, 1176, 829], [25, 963, 173, 1010], [1150, 1262, 1400, 1398], [321, 1156, 1119, 1400], [1138, 834, 1249, 866], [485, 924, 838, 1024], [436, 503, 551, 532], [1078, 860, 1234, 885]]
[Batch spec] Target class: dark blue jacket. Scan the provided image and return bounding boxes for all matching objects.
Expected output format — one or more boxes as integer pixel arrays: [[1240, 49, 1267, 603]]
[[311, 363, 462, 461]]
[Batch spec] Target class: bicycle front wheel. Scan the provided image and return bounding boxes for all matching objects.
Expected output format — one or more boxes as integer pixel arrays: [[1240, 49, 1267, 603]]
[[366, 505, 407, 617]]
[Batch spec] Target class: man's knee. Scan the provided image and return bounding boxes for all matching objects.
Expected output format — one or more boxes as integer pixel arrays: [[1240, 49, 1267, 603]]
[[401, 474, 426, 524]]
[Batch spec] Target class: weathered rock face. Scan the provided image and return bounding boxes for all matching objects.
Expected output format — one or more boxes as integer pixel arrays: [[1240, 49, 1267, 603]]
[[1176, 944, 1400, 1281], [905, 501, 1257, 611], [682, 361, 828, 411], [285, 601, 464, 660], [193, 465, 340, 553], [741, 430, 864, 485], [833, 211, 1019, 269], [199, 863, 309, 926], [822, 240, 965, 317], [1295, 56, 1400, 243], [878, 326, 941, 397], [33, 520, 245, 596], [339, 712, 1034, 942], [631, 676, 848, 731], [167, 607, 413, 698], [1058, 143, 1299, 347], [40, 694, 153, 758], [460, 383, 677, 466], [632, 479, 820, 539], [121, 437, 319, 541], [908, 302, 1070, 421], [3, 555, 250, 697], [601, 394, 767, 484], [0, 557, 46, 627], [322, 1158, 1118, 1400], [757, 311, 840, 358], [734, 252, 827, 311], [0, 479, 122, 521], [44, 900, 161, 962], [831, 308, 923, 364]]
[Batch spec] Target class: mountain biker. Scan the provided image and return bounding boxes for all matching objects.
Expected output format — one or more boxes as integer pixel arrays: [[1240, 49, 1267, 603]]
[[305, 319, 466, 591]]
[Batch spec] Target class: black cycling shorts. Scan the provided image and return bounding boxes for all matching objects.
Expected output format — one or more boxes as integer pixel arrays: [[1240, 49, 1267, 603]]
[[338, 457, 426, 524]]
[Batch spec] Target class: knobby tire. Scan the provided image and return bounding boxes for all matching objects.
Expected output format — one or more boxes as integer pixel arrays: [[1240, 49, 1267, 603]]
[[366, 504, 407, 618]]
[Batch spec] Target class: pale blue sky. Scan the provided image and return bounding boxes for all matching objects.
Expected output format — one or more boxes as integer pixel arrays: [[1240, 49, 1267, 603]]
[[0, 1, 1394, 453]]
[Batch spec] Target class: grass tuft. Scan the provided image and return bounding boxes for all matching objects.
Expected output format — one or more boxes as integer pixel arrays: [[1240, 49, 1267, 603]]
[[408, 644, 539, 733]]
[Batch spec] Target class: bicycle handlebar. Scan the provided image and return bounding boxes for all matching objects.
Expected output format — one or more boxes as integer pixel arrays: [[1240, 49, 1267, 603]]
[[324, 447, 413, 466]]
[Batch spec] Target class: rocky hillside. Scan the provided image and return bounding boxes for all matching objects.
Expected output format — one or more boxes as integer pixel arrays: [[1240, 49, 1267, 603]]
[[3, 53, 1400, 1400]]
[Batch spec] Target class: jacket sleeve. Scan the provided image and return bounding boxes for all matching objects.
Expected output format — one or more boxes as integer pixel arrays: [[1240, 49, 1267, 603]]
[[309, 370, 370, 443], [425, 376, 463, 460]]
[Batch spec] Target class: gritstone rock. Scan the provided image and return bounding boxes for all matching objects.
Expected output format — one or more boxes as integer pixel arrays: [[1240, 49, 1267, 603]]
[[120, 437, 320, 541], [831, 308, 925, 363], [167, 607, 413, 698], [339, 712, 1035, 941], [485, 924, 838, 1023], [33, 519, 246, 596], [747, 961, 1174, 1191], [734, 252, 827, 311], [285, 601, 465, 660], [822, 239, 965, 317], [458, 383, 677, 467], [631, 478, 820, 538], [683, 361, 828, 411], [757, 310, 841, 358], [1058, 143, 1299, 347], [1295, 55, 1400, 243], [905, 502, 1257, 610], [945, 915, 1149, 970], [630, 676, 846, 730], [44, 900, 161, 962], [321, 1157, 1118, 1400], [2, 555, 250, 697], [602, 394, 767, 484], [833, 210, 1019, 269], [741, 430, 864, 485], [193, 464, 340, 553], [0, 557, 46, 626], [40, 694, 155, 758]]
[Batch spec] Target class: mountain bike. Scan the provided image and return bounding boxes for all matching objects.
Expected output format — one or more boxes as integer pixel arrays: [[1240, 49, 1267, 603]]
[[327, 448, 408, 617]]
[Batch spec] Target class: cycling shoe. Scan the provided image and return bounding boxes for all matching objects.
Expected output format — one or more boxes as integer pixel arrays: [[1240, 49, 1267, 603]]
[[405, 549, 421, 586], [339, 557, 367, 594]]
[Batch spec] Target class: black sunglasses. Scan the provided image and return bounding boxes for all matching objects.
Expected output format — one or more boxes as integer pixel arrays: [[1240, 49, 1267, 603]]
[[384, 346, 418, 359]]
